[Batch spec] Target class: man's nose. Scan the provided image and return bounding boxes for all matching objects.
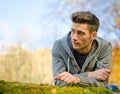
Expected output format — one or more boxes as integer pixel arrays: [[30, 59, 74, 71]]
[[72, 33, 78, 40]]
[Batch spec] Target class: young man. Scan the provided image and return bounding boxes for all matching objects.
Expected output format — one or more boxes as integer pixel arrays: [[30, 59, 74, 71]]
[[52, 11, 112, 87]]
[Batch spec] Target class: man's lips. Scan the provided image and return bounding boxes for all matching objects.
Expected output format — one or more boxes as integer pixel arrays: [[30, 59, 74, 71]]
[[72, 42, 80, 46]]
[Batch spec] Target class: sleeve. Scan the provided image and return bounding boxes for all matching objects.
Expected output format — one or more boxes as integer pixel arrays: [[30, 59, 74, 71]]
[[52, 41, 71, 86], [74, 42, 112, 87]]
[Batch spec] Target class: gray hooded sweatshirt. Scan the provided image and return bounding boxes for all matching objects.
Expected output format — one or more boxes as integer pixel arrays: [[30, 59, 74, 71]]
[[52, 32, 112, 87]]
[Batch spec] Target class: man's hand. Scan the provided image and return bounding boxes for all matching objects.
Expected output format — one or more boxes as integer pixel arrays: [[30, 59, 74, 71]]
[[88, 69, 111, 81], [54, 72, 80, 84]]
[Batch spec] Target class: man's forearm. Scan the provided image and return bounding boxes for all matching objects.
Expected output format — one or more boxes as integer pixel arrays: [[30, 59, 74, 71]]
[[88, 69, 111, 81]]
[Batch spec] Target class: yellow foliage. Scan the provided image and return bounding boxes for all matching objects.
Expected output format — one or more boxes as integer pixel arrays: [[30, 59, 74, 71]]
[[109, 46, 120, 87]]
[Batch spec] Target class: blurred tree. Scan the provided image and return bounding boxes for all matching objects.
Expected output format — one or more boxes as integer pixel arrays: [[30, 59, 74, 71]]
[[42, 0, 120, 44], [1, 45, 33, 82], [114, 0, 120, 40]]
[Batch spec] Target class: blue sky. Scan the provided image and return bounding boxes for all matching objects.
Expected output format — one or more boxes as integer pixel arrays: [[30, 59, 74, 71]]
[[0, 0, 56, 50], [0, 0, 119, 51]]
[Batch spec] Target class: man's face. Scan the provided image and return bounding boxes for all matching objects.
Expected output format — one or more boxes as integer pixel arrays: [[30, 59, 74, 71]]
[[71, 23, 96, 51]]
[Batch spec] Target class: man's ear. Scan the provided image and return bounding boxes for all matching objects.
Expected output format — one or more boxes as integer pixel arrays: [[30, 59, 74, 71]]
[[92, 31, 97, 40]]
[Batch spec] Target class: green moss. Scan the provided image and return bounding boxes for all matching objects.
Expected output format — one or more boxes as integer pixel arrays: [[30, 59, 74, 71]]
[[84, 87, 113, 94], [0, 80, 119, 94]]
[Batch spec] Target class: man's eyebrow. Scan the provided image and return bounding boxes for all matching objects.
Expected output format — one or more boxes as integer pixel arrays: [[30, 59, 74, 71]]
[[71, 28, 85, 33], [77, 30, 83, 32]]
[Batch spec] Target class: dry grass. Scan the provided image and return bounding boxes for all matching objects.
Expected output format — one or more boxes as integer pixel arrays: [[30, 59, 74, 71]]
[[0, 45, 53, 85]]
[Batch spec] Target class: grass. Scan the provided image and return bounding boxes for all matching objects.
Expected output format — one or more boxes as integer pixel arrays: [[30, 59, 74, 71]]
[[0, 80, 119, 94]]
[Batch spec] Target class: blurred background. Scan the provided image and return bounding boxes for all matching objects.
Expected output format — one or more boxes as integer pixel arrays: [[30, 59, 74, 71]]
[[0, 0, 120, 86]]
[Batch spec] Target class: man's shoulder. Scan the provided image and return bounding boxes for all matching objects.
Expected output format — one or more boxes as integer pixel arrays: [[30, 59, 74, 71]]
[[96, 37, 112, 48], [52, 37, 65, 49], [53, 33, 69, 47], [52, 39, 62, 48], [96, 37, 111, 44]]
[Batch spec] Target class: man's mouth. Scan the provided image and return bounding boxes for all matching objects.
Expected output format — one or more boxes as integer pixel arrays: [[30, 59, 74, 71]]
[[72, 42, 80, 46]]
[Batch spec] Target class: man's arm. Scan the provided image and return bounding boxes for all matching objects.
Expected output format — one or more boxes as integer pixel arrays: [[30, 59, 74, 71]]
[[55, 68, 111, 87], [52, 41, 71, 86], [88, 68, 111, 81]]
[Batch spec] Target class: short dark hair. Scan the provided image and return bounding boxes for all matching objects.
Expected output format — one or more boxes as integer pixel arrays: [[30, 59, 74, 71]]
[[71, 11, 100, 33]]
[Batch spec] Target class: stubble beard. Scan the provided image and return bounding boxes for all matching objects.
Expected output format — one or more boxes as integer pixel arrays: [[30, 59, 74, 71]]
[[73, 37, 93, 53]]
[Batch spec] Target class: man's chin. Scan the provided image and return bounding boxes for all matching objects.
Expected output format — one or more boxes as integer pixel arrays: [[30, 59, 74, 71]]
[[73, 46, 80, 50]]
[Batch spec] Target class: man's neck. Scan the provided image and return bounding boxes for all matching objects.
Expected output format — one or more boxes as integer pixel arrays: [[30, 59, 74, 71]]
[[77, 42, 92, 54]]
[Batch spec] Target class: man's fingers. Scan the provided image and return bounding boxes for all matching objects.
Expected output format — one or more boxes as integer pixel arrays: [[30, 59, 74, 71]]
[[54, 76, 60, 80], [64, 76, 72, 83], [54, 72, 70, 80], [106, 69, 112, 73], [96, 69, 111, 80], [102, 70, 109, 77], [54, 72, 76, 84], [102, 69, 111, 77], [103, 69, 111, 73]]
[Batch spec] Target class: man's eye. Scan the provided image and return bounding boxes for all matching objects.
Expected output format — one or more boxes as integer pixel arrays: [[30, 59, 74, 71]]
[[78, 32, 84, 35]]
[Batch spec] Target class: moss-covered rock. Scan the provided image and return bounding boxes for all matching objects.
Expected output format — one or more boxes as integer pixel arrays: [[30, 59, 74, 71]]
[[0, 80, 119, 94]]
